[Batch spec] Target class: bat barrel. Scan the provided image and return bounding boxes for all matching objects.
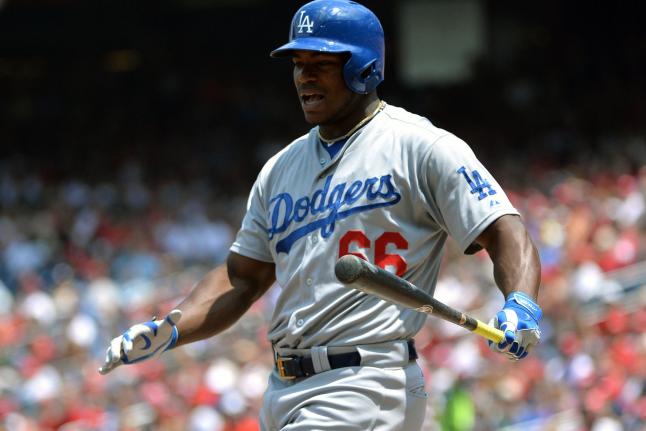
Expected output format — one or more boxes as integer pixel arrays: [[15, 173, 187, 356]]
[[336, 255, 430, 309], [335, 255, 478, 330], [335, 254, 365, 284]]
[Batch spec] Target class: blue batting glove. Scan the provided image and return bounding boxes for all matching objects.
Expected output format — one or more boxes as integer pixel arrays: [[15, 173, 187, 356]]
[[98, 309, 182, 375], [488, 292, 542, 360]]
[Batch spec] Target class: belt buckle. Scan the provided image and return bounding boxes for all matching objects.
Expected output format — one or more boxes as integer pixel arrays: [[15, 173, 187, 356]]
[[276, 356, 296, 380]]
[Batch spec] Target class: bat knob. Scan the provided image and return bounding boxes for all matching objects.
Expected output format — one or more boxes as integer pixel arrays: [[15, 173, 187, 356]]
[[335, 255, 364, 284]]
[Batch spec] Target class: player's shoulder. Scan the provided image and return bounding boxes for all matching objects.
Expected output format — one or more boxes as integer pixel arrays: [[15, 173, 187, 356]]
[[256, 131, 312, 180], [379, 103, 458, 147]]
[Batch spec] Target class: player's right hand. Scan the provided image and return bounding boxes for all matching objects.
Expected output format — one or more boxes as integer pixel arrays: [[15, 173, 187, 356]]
[[98, 309, 182, 375]]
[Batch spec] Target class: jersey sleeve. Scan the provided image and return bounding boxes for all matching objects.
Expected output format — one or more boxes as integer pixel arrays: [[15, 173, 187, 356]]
[[420, 134, 519, 253], [229, 174, 275, 263]]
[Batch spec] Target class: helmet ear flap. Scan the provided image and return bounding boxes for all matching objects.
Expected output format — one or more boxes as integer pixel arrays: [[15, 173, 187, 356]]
[[362, 61, 381, 93], [360, 61, 377, 79], [348, 59, 381, 94]]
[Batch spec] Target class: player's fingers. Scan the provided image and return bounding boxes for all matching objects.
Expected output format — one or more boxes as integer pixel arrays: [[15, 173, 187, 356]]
[[100, 343, 123, 375], [497, 340, 511, 351], [516, 329, 540, 350], [98, 358, 121, 375], [109, 336, 124, 363], [489, 338, 510, 352], [494, 333, 512, 350], [122, 323, 155, 353], [101, 346, 114, 369], [165, 309, 182, 326], [497, 310, 518, 344], [513, 345, 525, 358]]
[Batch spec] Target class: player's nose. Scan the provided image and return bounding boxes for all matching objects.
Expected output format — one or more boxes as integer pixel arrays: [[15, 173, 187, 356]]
[[295, 64, 318, 84]]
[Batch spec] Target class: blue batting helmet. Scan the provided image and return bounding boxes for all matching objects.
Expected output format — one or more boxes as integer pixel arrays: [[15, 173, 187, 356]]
[[270, 0, 385, 94]]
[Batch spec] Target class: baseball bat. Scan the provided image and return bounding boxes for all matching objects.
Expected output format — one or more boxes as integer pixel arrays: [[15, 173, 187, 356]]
[[334, 254, 504, 344]]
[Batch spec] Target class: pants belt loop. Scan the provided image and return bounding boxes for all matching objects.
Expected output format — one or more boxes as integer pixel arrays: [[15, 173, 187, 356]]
[[311, 346, 331, 373]]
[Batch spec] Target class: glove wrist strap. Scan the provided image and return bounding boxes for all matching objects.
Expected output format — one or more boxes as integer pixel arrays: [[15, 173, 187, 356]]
[[506, 291, 542, 321], [166, 326, 179, 351]]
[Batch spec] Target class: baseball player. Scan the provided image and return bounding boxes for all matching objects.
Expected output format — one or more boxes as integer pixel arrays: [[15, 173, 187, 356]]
[[99, 1, 543, 430]]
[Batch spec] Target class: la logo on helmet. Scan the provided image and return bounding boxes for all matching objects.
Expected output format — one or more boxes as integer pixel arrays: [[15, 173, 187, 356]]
[[296, 11, 314, 33]]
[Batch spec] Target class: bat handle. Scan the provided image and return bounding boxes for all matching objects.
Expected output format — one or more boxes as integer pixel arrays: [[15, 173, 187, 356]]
[[472, 320, 505, 344]]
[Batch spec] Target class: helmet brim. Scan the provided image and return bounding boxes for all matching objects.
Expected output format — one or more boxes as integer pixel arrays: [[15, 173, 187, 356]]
[[270, 37, 352, 58]]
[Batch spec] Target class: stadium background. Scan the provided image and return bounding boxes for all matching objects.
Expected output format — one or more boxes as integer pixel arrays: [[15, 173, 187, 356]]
[[0, 0, 644, 430]]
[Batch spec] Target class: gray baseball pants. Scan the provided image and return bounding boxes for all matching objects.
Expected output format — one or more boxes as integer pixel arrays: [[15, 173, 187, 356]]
[[260, 340, 428, 430]]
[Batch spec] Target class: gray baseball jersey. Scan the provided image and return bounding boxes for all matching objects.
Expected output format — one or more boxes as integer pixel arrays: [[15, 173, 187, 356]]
[[230, 103, 518, 350]]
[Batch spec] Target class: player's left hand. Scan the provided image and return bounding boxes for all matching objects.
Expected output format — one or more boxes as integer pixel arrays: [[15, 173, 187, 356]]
[[488, 292, 542, 360]]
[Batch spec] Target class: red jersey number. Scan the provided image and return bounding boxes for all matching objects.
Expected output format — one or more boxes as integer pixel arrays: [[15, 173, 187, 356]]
[[338, 230, 408, 276]]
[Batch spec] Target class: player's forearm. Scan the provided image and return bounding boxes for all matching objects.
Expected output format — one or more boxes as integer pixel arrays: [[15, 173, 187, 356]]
[[479, 215, 541, 300], [173, 266, 259, 346]]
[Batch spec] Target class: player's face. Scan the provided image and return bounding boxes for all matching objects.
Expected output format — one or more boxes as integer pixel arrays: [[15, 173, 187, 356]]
[[292, 51, 358, 128]]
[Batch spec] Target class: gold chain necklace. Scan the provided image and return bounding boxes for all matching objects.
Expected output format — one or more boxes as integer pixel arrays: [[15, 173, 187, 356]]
[[318, 100, 386, 145]]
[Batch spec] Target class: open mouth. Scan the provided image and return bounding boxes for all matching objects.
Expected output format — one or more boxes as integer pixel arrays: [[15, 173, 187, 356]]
[[301, 93, 325, 106]]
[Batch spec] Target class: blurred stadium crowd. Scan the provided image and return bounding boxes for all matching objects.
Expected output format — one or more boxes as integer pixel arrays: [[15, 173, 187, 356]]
[[1, 150, 645, 431], [2, 1, 646, 430]]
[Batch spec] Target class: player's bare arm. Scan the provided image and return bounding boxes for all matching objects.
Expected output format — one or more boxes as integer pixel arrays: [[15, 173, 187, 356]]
[[474, 214, 543, 360], [474, 214, 541, 299], [174, 252, 276, 346], [99, 252, 274, 373]]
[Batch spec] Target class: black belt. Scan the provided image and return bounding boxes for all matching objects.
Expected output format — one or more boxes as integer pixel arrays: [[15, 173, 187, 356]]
[[275, 340, 418, 380]]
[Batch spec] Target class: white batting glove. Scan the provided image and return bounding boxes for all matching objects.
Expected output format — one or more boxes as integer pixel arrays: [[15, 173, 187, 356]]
[[488, 292, 542, 361], [98, 309, 182, 375]]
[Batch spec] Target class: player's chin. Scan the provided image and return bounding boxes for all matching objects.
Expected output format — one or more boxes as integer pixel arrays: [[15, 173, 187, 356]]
[[300, 99, 331, 124], [301, 110, 328, 125]]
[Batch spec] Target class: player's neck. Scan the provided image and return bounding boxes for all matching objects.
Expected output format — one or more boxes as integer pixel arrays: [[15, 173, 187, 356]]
[[318, 96, 383, 143]]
